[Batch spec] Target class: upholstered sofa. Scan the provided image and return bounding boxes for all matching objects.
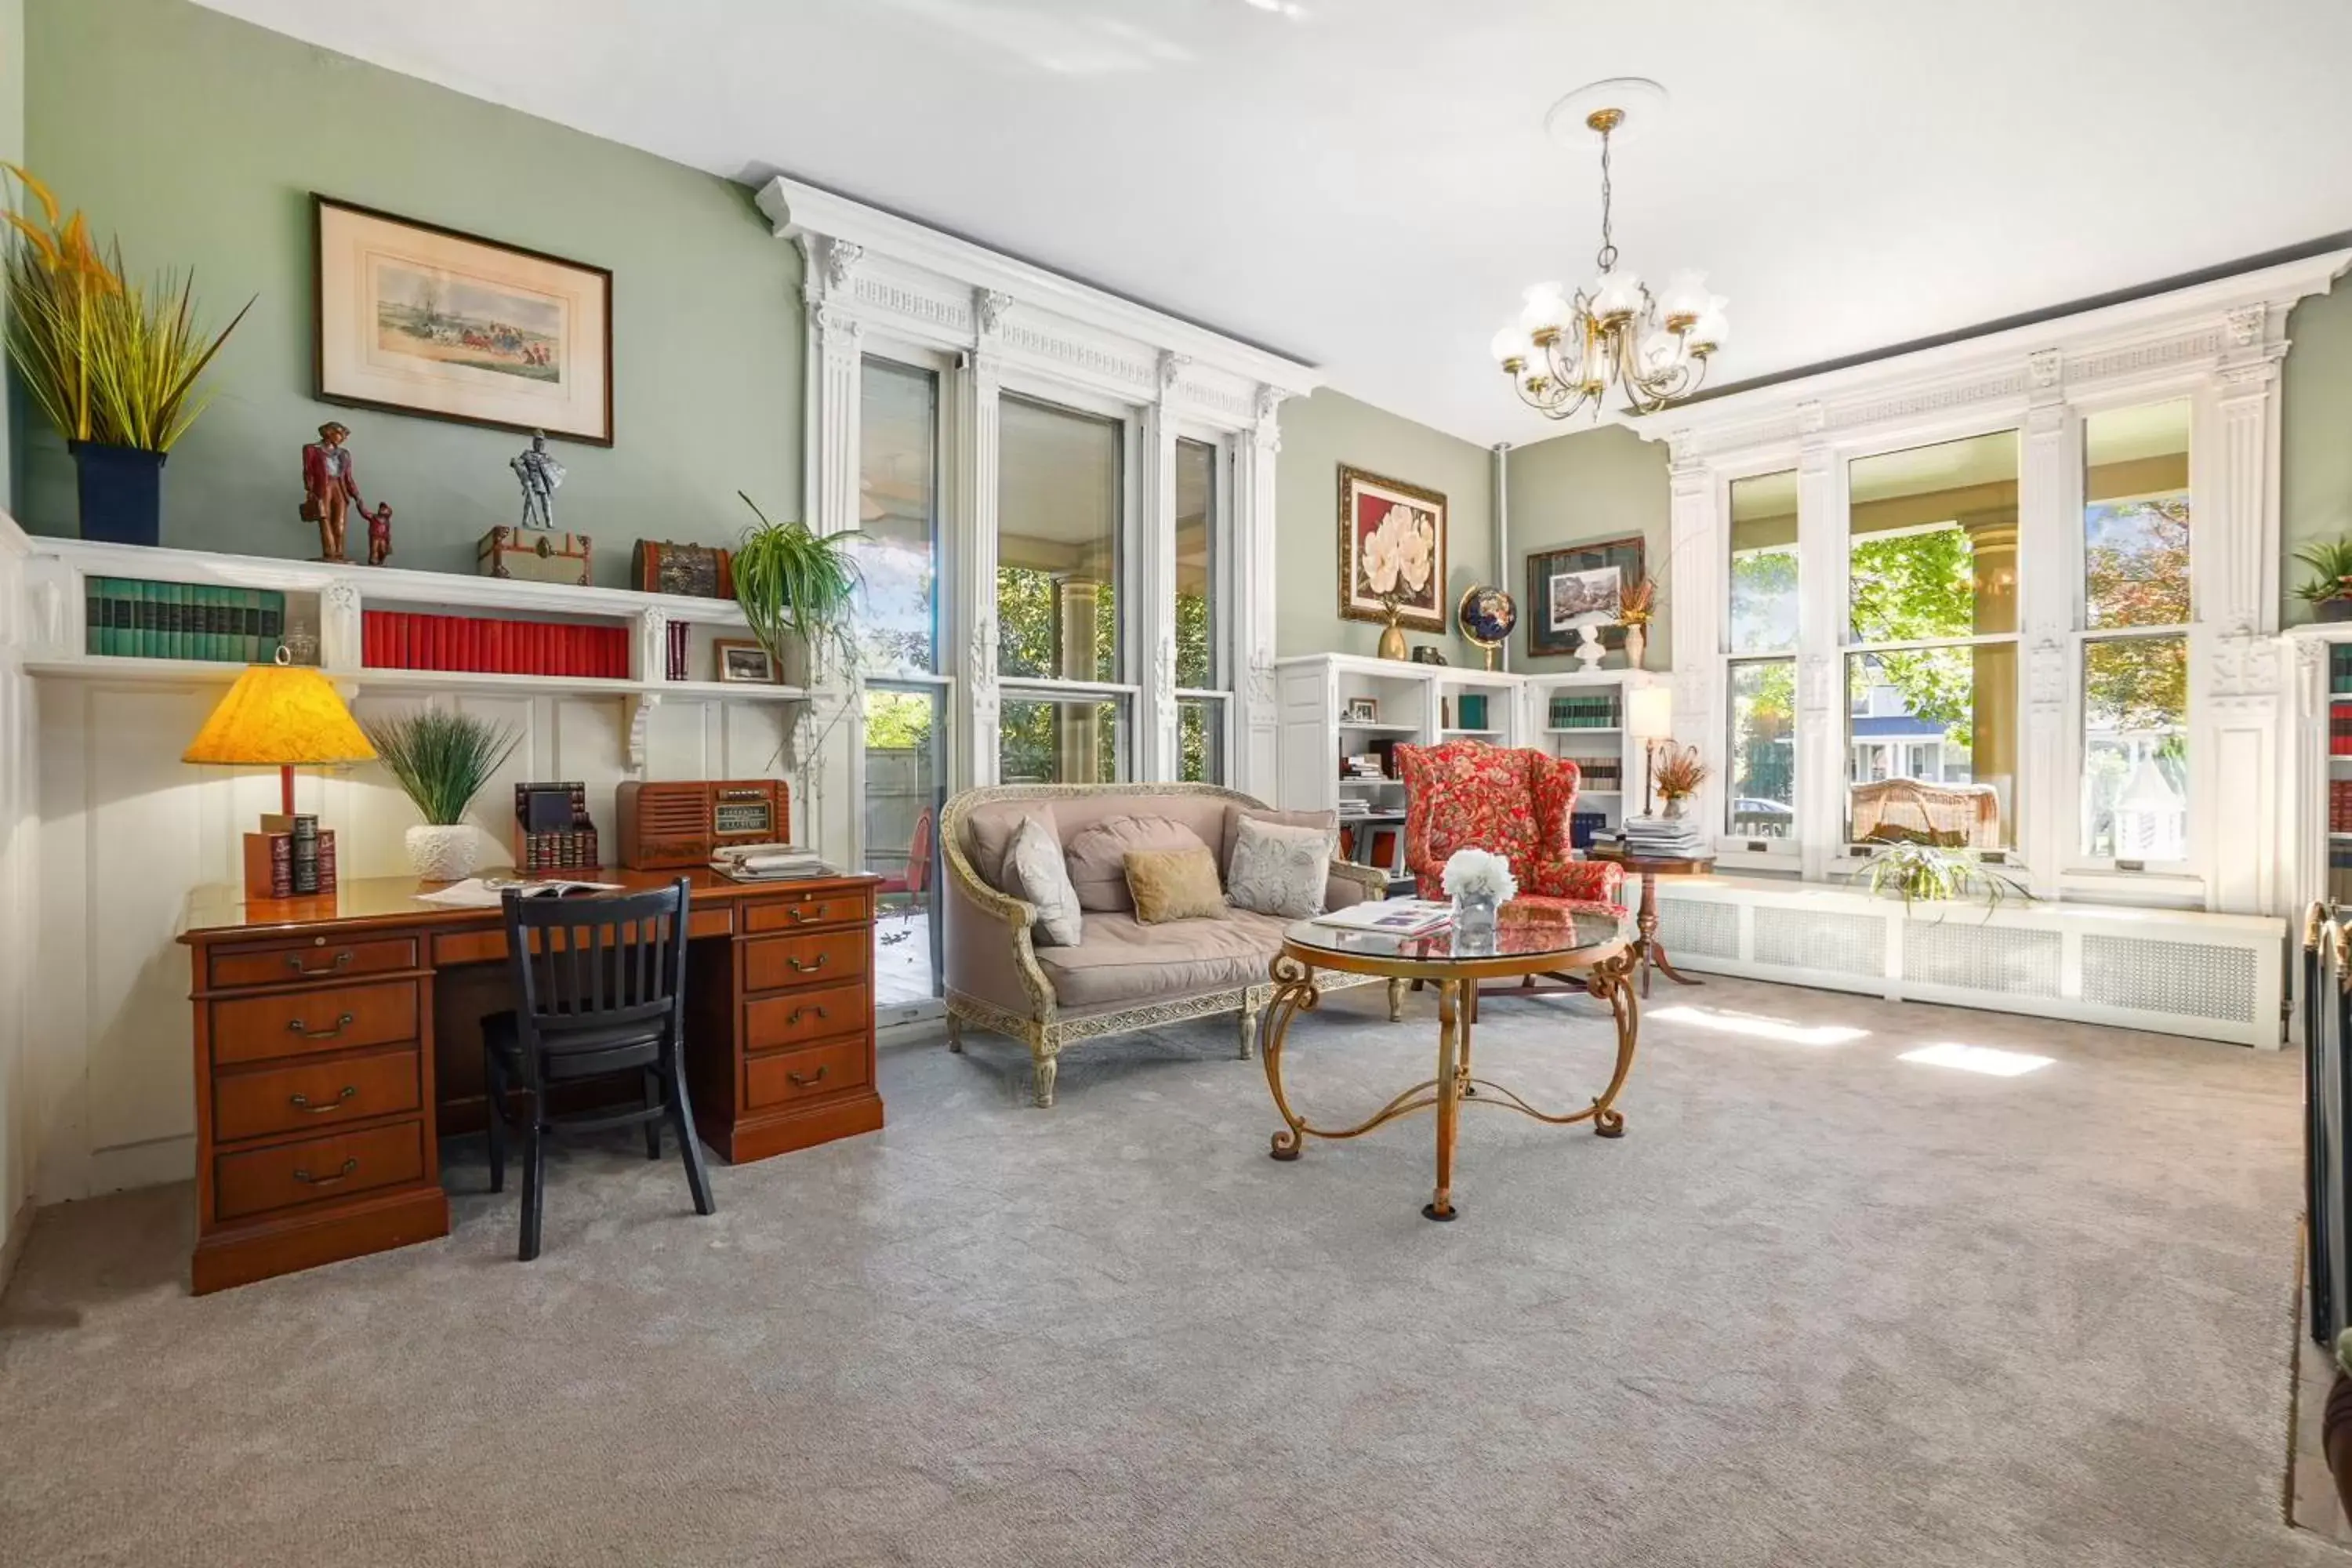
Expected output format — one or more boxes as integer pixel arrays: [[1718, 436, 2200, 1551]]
[[941, 783, 1390, 1106]]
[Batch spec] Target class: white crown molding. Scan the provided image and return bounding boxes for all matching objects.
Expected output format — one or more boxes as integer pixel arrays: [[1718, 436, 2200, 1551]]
[[757, 176, 1321, 418], [1647, 248, 2352, 463]]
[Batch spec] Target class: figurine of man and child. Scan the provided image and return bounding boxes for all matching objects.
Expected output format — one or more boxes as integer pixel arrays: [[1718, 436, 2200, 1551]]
[[300, 423, 567, 564]]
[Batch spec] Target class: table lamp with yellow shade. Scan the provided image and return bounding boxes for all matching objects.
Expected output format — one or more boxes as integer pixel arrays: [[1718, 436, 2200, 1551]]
[[183, 659, 376, 900]]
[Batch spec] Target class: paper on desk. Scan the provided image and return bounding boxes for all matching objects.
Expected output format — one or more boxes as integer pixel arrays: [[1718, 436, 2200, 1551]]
[[413, 876, 622, 909]]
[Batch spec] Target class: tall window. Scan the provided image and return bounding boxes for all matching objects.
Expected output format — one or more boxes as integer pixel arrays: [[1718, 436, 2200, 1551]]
[[1844, 430, 2019, 850], [1173, 437, 1225, 783], [996, 394, 1130, 783], [1726, 468, 1798, 840], [857, 358, 945, 1007], [2079, 401, 2190, 863]]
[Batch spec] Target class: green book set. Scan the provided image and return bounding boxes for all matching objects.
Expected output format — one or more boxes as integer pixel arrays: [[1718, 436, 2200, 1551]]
[[83, 577, 288, 662]]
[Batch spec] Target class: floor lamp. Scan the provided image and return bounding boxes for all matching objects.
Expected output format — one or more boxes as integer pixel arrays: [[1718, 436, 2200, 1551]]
[[1626, 685, 1674, 818]]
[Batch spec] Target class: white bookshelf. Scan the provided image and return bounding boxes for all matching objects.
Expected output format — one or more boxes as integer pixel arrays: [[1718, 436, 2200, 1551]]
[[1522, 668, 1661, 843]]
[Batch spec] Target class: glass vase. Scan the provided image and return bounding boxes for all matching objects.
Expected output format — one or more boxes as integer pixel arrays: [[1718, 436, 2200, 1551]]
[[1453, 889, 1500, 953]]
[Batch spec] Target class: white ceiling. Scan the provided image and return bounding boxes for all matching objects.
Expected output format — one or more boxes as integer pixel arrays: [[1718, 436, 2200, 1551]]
[[199, 0, 2352, 448]]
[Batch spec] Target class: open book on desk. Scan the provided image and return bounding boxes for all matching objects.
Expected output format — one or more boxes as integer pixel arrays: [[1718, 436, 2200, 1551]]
[[413, 876, 624, 909], [1308, 898, 1454, 935]]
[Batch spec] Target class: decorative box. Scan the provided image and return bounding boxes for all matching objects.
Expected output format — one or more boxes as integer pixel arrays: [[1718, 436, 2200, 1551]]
[[632, 539, 734, 598], [477, 526, 592, 586]]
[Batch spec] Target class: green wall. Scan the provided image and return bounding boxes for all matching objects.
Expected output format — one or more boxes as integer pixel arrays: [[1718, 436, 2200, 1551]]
[[1505, 423, 1672, 671], [1276, 388, 1494, 663], [22, 0, 801, 586], [2285, 279, 2352, 626]]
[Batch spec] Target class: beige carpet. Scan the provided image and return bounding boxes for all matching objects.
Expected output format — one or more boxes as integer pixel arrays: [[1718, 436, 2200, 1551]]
[[0, 976, 2332, 1566]]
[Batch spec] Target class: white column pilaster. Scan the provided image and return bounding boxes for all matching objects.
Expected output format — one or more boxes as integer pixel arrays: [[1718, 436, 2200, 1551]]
[[1663, 432, 1719, 832], [953, 298, 1007, 789], [2016, 351, 2074, 897], [1135, 352, 1184, 780], [804, 286, 864, 871], [1791, 405, 1842, 880], [1236, 387, 1286, 799]]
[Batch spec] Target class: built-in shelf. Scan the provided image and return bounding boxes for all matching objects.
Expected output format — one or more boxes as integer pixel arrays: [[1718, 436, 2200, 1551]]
[[1548, 726, 1622, 736], [2334, 833, 2352, 843], [1338, 720, 1421, 733], [1581, 789, 1624, 797], [1441, 727, 1500, 737], [24, 655, 813, 706]]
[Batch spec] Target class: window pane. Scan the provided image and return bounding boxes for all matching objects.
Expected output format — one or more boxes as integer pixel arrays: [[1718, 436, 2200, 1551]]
[[1175, 438, 1218, 689], [1729, 469, 1798, 654], [1848, 430, 2018, 642], [1727, 659, 1795, 838], [1845, 647, 2014, 847], [1177, 695, 1225, 784], [1000, 695, 1126, 784], [2081, 634, 2187, 859], [998, 396, 1120, 683], [862, 685, 943, 1006], [855, 360, 939, 676], [2085, 401, 2190, 630]]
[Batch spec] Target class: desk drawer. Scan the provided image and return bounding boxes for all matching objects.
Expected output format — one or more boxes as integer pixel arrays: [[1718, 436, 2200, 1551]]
[[213, 1120, 426, 1221], [211, 981, 420, 1068], [212, 1047, 421, 1144], [744, 1036, 870, 1110], [743, 930, 869, 993], [208, 936, 419, 991], [743, 890, 868, 934], [743, 980, 870, 1053]]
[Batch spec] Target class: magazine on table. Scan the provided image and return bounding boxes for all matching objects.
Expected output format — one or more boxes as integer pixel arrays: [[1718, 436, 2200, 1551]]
[[1309, 897, 1454, 935], [413, 876, 623, 909]]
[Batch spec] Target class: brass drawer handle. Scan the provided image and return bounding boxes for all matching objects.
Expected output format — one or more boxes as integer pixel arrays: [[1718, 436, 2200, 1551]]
[[786, 1066, 827, 1089], [786, 953, 827, 973], [787, 1004, 829, 1027], [786, 906, 821, 924], [292, 1158, 360, 1186], [286, 1012, 355, 1040], [289, 1086, 359, 1115], [285, 951, 354, 975]]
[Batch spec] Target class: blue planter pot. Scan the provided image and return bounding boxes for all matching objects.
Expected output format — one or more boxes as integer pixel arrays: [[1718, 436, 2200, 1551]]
[[70, 441, 166, 546]]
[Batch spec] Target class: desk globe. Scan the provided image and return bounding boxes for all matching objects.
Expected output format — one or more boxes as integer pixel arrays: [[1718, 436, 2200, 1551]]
[[1456, 585, 1517, 672]]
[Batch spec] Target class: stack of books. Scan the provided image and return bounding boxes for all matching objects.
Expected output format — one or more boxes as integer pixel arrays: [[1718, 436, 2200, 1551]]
[[712, 844, 835, 882], [2334, 708, 2352, 759], [2332, 644, 2352, 695], [1614, 815, 1708, 859], [1336, 797, 1373, 819], [1342, 753, 1389, 782], [664, 620, 692, 681], [361, 610, 632, 679], [1569, 809, 1607, 849], [85, 577, 288, 662], [1576, 758, 1623, 789], [243, 814, 338, 899], [1548, 693, 1621, 729], [2333, 779, 2352, 835]]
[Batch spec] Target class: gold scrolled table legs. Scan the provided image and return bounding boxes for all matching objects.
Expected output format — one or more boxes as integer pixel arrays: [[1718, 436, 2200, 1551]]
[[1261, 946, 1642, 1220]]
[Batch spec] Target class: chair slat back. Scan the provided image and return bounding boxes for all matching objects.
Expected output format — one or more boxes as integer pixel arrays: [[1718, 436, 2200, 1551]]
[[502, 880, 692, 1047]]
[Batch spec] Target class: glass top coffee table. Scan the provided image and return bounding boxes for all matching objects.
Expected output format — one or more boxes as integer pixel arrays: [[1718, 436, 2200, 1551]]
[[1263, 906, 1639, 1221]]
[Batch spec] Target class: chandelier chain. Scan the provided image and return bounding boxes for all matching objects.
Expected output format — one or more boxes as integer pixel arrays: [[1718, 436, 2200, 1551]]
[[1595, 125, 1617, 276]]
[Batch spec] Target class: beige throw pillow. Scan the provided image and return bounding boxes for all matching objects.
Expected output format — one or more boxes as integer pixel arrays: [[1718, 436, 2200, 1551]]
[[1000, 815, 1083, 946], [1225, 816, 1335, 919], [1220, 805, 1338, 880], [1124, 848, 1226, 924], [968, 802, 1054, 892], [1063, 815, 1209, 912]]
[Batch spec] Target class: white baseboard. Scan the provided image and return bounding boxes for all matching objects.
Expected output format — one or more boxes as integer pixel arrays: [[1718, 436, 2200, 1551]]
[[88, 1134, 194, 1196], [0, 1194, 31, 1295]]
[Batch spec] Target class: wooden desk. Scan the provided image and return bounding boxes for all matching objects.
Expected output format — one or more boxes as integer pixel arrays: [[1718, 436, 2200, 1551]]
[[180, 869, 882, 1294]]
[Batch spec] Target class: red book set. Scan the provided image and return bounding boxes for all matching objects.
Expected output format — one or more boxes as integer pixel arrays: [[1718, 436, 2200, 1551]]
[[361, 609, 630, 679]]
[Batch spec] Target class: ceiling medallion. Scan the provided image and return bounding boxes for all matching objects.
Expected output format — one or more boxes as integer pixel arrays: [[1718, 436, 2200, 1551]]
[[1491, 81, 1727, 420]]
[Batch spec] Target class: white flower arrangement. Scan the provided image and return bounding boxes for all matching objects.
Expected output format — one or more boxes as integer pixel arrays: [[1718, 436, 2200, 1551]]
[[1441, 847, 1517, 905]]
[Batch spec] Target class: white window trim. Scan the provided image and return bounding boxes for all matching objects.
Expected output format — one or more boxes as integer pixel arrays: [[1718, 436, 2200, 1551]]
[[1658, 246, 2350, 916]]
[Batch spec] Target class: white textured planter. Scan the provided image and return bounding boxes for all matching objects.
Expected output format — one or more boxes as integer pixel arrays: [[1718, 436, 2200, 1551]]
[[405, 824, 479, 883]]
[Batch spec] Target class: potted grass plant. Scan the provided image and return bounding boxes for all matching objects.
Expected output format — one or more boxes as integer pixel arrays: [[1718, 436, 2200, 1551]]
[[2, 166, 252, 547], [731, 491, 866, 681], [2295, 537, 2352, 623], [365, 709, 522, 882]]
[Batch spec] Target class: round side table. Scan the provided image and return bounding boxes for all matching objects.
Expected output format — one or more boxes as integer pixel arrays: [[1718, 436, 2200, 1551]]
[[1586, 844, 1715, 997]]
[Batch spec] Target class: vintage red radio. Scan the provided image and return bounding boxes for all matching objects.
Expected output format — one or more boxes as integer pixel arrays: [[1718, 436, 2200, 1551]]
[[615, 779, 792, 869]]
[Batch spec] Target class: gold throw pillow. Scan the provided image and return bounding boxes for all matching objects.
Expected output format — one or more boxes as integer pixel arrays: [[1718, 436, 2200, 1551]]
[[1124, 847, 1225, 924]]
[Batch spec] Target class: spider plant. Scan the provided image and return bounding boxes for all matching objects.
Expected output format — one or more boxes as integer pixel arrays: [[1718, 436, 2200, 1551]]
[[2294, 537, 2352, 604], [364, 710, 521, 826], [732, 492, 866, 677], [1852, 842, 2031, 918], [2, 165, 251, 452]]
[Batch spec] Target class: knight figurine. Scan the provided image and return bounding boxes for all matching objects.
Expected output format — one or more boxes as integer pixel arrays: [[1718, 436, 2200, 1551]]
[[510, 430, 565, 531]]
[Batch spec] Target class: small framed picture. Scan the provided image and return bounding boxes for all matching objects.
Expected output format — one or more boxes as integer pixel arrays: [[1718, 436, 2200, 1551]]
[[714, 638, 776, 684], [1341, 697, 1380, 724]]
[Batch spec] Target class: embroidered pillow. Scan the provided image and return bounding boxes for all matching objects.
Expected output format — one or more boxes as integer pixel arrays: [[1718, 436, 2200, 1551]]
[[1225, 816, 1335, 919], [1219, 805, 1338, 881], [1000, 815, 1083, 946], [1123, 848, 1226, 924], [1063, 815, 1208, 912]]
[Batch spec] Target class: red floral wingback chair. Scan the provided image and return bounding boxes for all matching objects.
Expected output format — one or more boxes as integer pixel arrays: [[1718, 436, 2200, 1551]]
[[1396, 741, 1624, 911]]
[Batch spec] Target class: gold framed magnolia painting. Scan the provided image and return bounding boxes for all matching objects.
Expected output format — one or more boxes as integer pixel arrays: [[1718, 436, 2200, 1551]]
[[1336, 465, 1447, 632], [313, 196, 614, 446]]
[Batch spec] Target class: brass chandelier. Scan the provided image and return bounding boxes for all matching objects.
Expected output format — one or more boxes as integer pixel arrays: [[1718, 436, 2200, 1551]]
[[1490, 99, 1727, 420]]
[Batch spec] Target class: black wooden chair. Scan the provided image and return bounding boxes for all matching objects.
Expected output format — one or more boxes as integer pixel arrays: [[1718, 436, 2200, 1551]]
[[483, 880, 714, 1261]]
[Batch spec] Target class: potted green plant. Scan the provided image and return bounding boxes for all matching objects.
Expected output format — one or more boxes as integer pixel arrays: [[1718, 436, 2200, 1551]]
[[731, 492, 866, 681], [1852, 841, 2031, 917], [2295, 537, 2352, 622], [365, 709, 522, 881], [2, 166, 251, 547]]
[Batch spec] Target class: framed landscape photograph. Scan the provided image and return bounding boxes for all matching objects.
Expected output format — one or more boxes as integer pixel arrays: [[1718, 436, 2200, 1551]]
[[314, 196, 614, 445], [1337, 465, 1447, 632], [714, 639, 778, 684], [1526, 535, 1646, 656]]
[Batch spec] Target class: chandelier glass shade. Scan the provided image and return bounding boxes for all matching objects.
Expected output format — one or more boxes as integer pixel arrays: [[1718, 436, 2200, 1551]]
[[1490, 107, 1727, 420]]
